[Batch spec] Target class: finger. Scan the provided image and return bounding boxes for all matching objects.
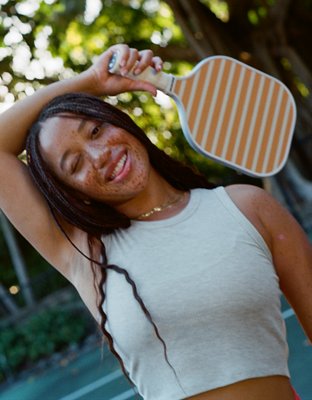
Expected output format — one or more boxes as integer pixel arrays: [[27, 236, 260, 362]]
[[129, 80, 157, 97], [133, 49, 154, 75], [151, 56, 163, 72], [120, 48, 139, 75], [109, 44, 132, 70]]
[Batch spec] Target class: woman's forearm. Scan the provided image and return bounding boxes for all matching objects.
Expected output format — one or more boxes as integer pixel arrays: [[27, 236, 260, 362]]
[[0, 45, 160, 156], [0, 72, 94, 156]]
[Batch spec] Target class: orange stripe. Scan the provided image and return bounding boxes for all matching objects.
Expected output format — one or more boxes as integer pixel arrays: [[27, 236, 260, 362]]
[[234, 72, 262, 165], [187, 64, 210, 132], [254, 82, 280, 173], [276, 104, 294, 169], [173, 79, 182, 95], [214, 63, 241, 156], [181, 75, 195, 111], [225, 68, 253, 161], [244, 77, 271, 170], [202, 59, 233, 152], [266, 90, 290, 172], [192, 59, 221, 145]]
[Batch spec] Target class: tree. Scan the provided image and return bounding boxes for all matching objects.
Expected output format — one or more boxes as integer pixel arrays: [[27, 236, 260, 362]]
[[0, 0, 311, 228], [163, 0, 312, 230], [0, 212, 34, 309]]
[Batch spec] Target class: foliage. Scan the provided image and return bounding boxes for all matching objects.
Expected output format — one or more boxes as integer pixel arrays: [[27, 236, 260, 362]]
[[0, 224, 69, 313], [0, 0, 311, 309], [0, 0, 311, 174], [0, 307, 89, 382], [165, 0, 312, 176], [0, 0, 232, 182]]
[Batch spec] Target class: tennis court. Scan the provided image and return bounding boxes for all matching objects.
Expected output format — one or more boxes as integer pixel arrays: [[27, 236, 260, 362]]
[[1, 296, 311, 400]]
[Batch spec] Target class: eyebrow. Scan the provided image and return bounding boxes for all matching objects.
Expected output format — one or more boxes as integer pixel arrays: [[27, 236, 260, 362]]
[[78, 118, 87, 132]]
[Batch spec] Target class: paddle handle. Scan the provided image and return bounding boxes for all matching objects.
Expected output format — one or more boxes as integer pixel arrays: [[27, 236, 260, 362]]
[[108, 52, 174, 94]]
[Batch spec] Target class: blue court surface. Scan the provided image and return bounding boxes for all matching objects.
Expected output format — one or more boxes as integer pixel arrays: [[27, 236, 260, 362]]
[[1, 298, 311, 400]]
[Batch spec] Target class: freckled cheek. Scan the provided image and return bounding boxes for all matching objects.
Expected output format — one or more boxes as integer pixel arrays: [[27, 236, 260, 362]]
[[130, 150, 149, 186], [73, 170, 101, 195]]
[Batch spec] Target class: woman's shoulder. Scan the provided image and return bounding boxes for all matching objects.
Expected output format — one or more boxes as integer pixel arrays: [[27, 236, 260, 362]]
[[224, 183, 273, 210], [223, 184, 273, 249]]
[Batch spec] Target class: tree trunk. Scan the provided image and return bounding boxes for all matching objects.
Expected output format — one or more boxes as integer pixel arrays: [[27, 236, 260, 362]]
[[0, 212, 35, 307], [165, 0, 312, 230]]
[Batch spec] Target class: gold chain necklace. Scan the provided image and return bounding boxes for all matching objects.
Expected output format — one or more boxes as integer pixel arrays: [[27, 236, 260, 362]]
[[135, 192, 186, 220]]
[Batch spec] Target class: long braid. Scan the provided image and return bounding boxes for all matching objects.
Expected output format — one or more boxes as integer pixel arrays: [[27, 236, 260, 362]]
[[25, 92, 215, 392]]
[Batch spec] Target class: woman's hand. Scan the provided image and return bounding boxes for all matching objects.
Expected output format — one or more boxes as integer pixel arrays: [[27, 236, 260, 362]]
[[82, 44, 163, 97], [0, 44, 161, 156]]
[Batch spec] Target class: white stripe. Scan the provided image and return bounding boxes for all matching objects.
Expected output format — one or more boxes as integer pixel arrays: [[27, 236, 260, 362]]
[[210, 62, 237, 153], [230, 71, 256, 162], [186, 66, 202, 119], [192, 61, 215, 140], [261, 86, 284, 173], [109, 389, 136, 400], [282, 308, 295, 319], [200, 59, 227, 148], [251, 79, 275, 171], [58, 370, 123, 400], [273, 98, 292, 170], [221, 66, 246, 158], [241, 75, 266, 167]]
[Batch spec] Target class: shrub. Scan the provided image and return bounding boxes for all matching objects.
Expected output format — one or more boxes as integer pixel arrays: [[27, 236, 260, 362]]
[[0, 307, 90, 383]]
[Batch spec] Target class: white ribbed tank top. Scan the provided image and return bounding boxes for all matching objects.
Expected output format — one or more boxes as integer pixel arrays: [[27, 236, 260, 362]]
[[103, 187, 289, 399]]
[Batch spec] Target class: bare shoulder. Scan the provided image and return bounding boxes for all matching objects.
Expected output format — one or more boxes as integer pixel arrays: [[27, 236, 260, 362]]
[[226, 184, 312, 340], [224, 184, 273, 248], [225, 183, 271, 208], [225, 184, 309, 241]]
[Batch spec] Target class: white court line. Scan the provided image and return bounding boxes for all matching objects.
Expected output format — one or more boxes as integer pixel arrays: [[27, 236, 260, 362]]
[[109, 389, 136, 400], [58, 369, 122, 400], [283, 308, 295, 319], [59, 309, 295, 400]]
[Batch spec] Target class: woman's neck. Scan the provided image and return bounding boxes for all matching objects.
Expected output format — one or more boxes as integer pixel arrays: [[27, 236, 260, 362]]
[[113, 169, 188, 221]]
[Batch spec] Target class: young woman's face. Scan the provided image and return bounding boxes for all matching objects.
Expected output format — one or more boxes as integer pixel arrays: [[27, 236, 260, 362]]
[[39, 115, 151, 205]]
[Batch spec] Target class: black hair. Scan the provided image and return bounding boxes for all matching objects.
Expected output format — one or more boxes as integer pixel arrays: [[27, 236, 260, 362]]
[[25, 92, 215, 390]]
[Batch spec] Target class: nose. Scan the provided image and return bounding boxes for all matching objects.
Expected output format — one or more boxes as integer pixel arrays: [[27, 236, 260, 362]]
[[87, 146, 111, 169]]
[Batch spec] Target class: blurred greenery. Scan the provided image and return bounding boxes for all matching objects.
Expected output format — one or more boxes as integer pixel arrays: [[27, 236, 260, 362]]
[[0, 1, 311, 371], [0, 0, 238, 183], [0, 307, 90, 383], [0, 0, 243, 315]]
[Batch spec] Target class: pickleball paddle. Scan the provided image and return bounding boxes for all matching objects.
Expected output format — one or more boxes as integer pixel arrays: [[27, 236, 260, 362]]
[[108, 53, 296, 177]]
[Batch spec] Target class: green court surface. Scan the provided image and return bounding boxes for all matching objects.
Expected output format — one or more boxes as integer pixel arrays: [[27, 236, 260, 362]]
[[1, 299, 311, 400]]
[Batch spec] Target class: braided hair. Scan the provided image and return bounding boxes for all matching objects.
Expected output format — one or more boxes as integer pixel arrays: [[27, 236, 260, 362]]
[[25, 92, 214, 388]]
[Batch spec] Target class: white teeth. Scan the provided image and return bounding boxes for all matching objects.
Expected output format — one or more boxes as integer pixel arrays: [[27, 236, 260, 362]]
[[110, 154, 127, 180]]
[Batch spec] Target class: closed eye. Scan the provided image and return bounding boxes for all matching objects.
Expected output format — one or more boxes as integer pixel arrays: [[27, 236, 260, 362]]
[[70, 154, 81, 174]]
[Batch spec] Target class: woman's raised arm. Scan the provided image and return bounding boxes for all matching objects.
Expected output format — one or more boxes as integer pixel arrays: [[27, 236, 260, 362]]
[[0, 44, 161, 279], [0, 45, 160, 155]]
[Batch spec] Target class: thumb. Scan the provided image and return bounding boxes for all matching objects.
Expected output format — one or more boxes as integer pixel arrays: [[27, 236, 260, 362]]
[[130, 80, 157, 97]]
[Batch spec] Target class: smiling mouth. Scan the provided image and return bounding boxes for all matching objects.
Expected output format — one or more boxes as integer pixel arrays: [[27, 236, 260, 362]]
[[109, 153, 128, 181]]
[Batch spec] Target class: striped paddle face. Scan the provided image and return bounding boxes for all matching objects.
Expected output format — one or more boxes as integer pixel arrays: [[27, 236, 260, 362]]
[[171, 56, 296, 177]]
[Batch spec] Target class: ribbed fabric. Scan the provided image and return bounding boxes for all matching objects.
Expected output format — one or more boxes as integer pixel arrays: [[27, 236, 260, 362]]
[[103, 187, 289, 399]]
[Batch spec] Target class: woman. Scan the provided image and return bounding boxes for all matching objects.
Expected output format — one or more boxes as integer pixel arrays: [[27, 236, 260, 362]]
[[0, 44, 310, 400]]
